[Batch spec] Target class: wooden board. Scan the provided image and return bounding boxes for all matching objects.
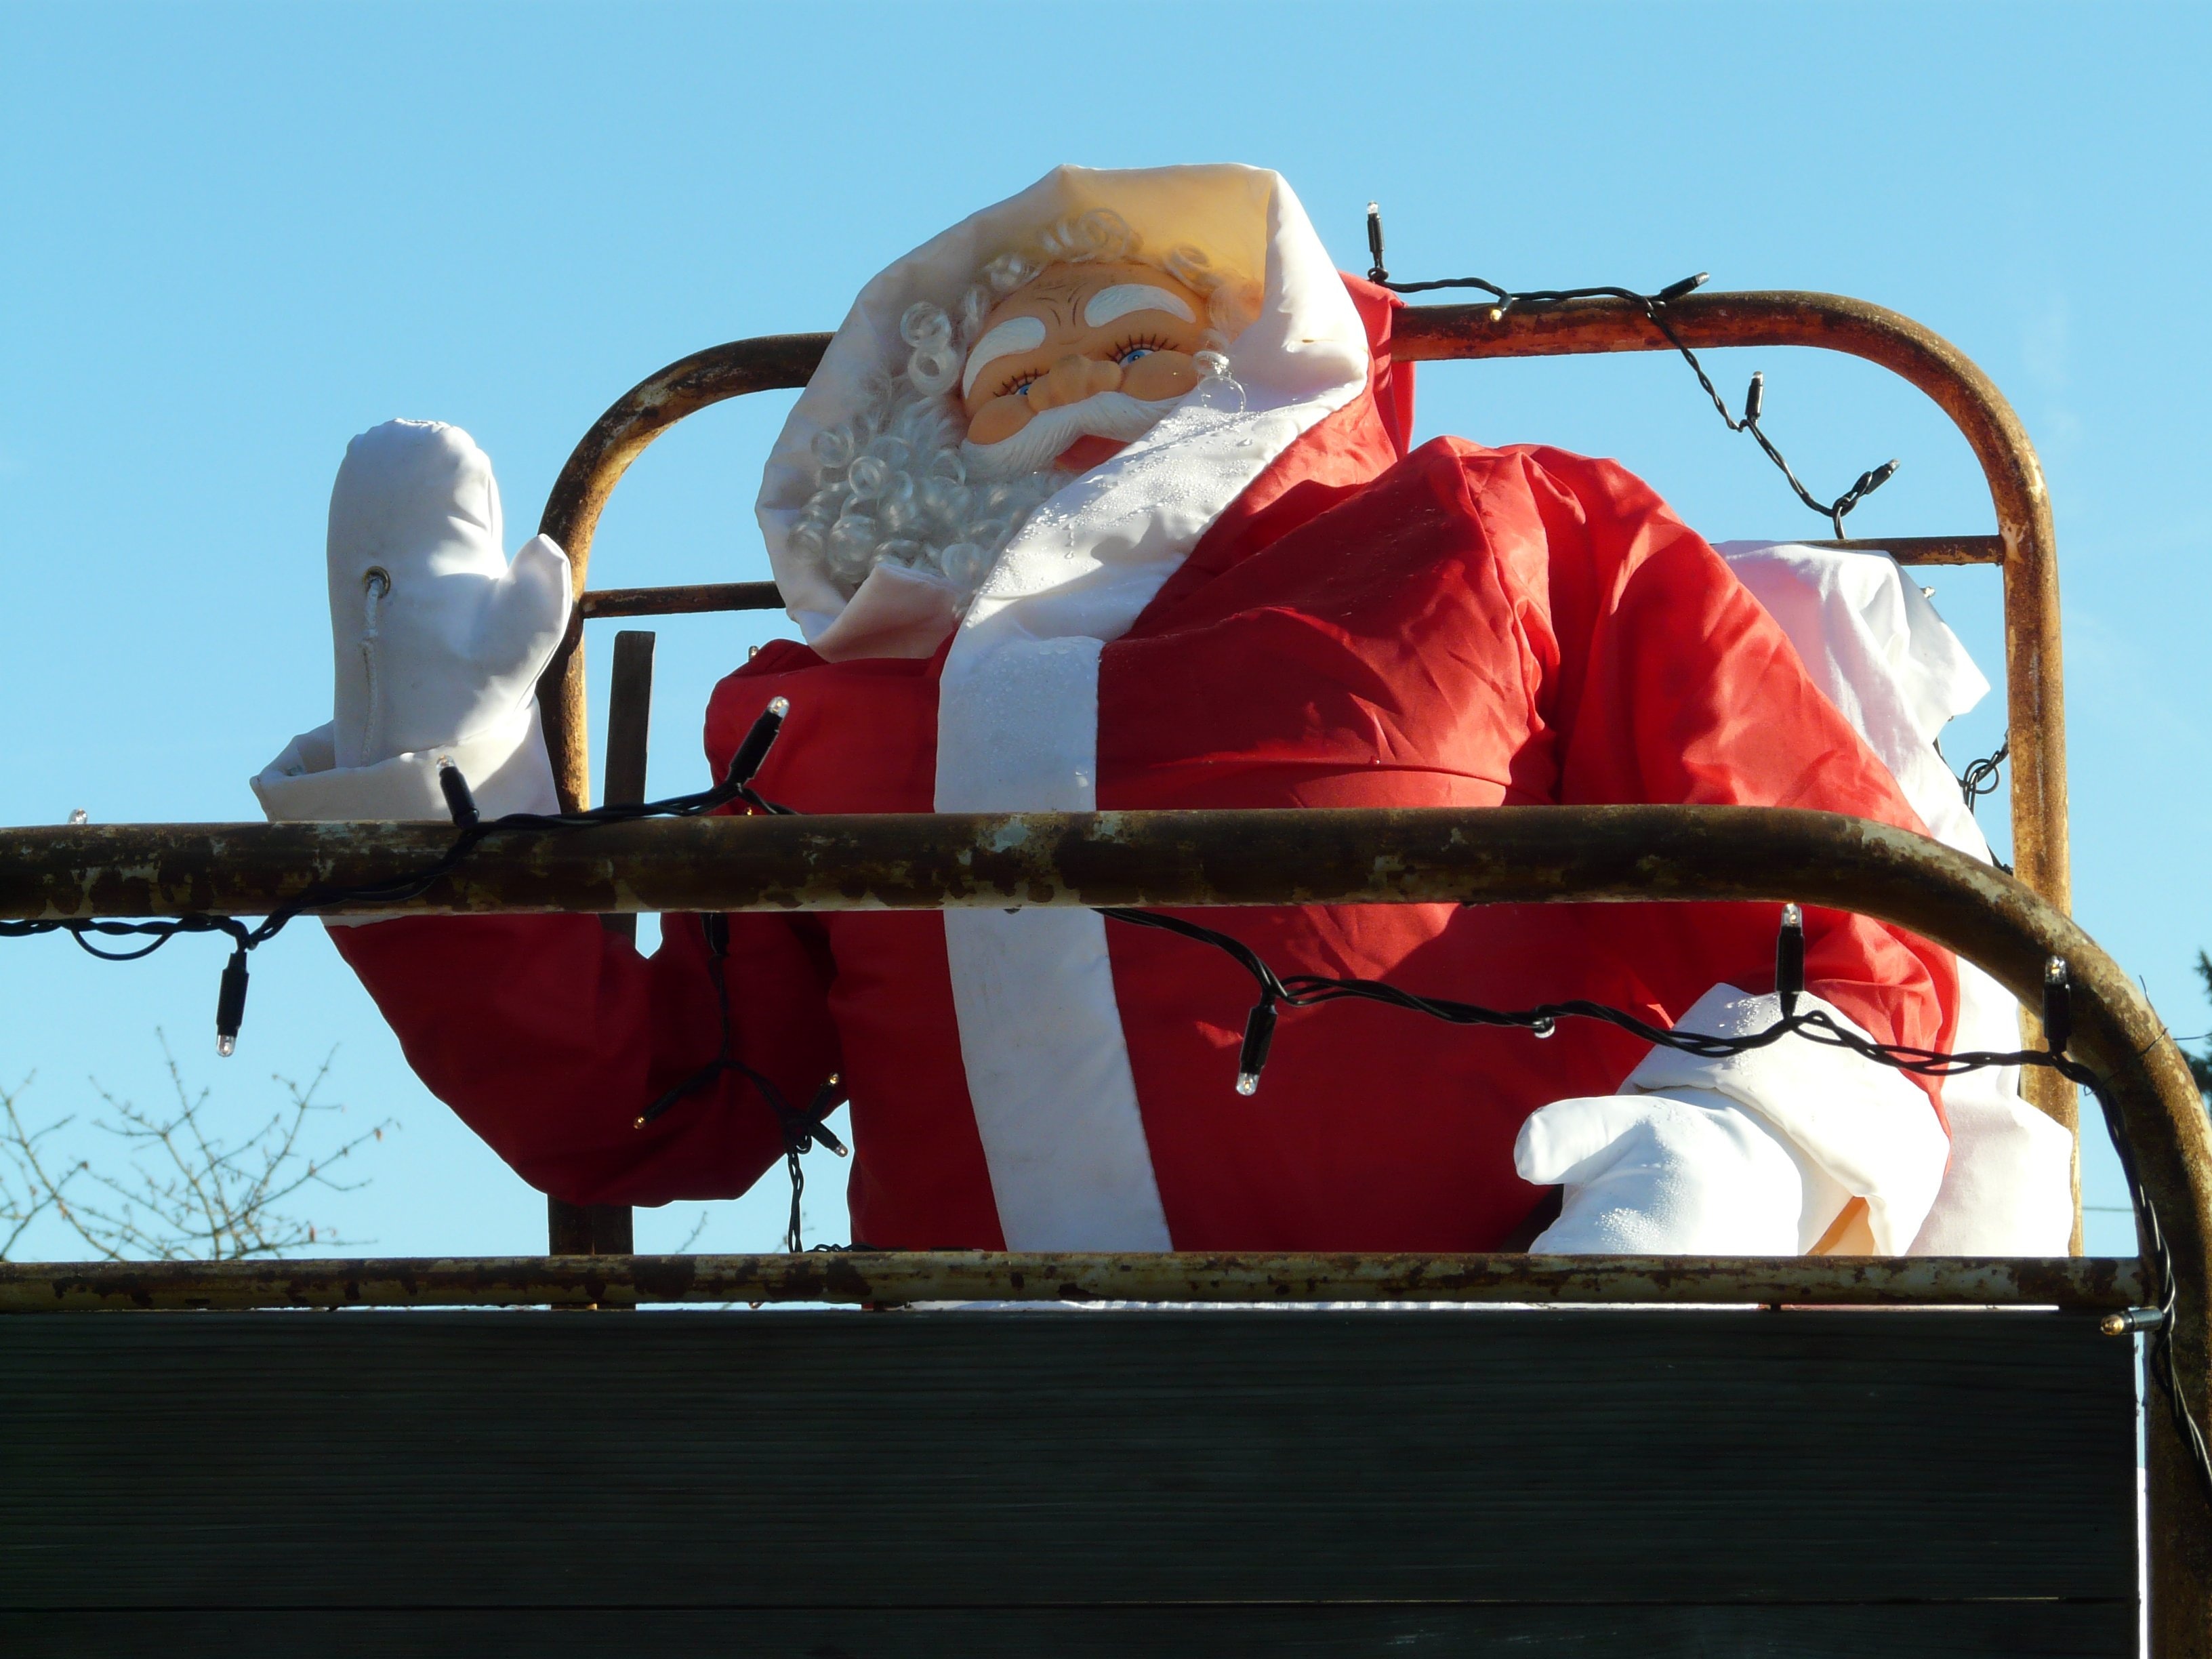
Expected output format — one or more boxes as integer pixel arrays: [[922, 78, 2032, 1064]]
[[0, 1309, 2137, 1653]]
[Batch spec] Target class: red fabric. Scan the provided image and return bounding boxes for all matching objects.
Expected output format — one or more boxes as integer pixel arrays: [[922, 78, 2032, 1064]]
[[335, 278, 1955, 1249]]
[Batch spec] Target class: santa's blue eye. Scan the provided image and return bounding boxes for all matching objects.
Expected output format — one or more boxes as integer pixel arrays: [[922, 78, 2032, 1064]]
[[1114, 333, 1172, 367]]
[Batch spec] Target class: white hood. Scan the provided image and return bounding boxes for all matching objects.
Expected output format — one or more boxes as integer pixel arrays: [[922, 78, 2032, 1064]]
[[756, 162, 1370, 663]]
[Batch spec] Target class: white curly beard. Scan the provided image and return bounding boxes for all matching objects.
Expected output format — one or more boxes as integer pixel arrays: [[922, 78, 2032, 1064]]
[[785, 389, 1062, 606]]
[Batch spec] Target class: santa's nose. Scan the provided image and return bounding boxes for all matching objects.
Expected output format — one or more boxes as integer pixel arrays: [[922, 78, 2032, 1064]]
[[1026, 352, 1123, 412]]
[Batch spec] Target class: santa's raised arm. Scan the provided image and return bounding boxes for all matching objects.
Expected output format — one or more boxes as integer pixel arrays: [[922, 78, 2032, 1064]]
[[253, 162, 2032, 1257]]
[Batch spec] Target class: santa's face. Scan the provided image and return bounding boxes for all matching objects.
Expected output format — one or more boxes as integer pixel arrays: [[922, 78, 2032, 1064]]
[[960, 260, 1214, 476]]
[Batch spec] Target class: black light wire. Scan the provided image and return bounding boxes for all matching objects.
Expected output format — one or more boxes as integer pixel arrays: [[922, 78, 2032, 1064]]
[[1, 695, 850, 1244], [1958, 737, 2009, 813], [1098, 899, 2212, 1511], [634, 908, 848, 1254], [0, 697, 801, 1054], [1364, 203, 1899, 541]]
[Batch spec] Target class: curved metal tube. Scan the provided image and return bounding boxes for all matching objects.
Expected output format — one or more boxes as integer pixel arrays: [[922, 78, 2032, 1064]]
[[533, 295, 2062, 916], [1393, 295, 2064, 916], [0, 804, 2190, 1277], [534, 332, 825, 810], [531, 291, 2076, 1152], [4, 802, 2198, 1638]]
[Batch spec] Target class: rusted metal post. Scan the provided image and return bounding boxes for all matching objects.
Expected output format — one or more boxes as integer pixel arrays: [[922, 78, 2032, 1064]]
[[534, 333, 827, 813], [596, 630, 656, 948], [579, 581, 782, 619], [548, 630, 655, 1261]]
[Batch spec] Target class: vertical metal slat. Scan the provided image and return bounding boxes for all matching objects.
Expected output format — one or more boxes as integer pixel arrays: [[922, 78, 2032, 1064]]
[[546, 629, 655, 1261]]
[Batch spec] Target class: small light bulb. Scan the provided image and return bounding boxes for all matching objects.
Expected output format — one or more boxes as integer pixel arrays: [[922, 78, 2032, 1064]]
[[217, 1034, 236, 1058], [768, 696, 791, 717], [1235, 1073, 1260, 1097], [1531, 1017, 1556, 1040], [66, 808, 87, 825]]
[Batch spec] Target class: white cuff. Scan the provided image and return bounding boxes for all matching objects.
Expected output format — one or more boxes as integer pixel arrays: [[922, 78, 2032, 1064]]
[[1622, 984, 1950, 1254], [252, 698, 558, 823], [251, 701, 559, 927]]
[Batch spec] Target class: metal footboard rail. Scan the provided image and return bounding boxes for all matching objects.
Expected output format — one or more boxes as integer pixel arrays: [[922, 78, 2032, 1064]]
[[5, 802, 2207, 1640], [0, 803, 2194, 1262]]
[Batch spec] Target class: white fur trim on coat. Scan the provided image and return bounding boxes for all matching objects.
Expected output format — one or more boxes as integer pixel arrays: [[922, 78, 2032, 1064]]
[[763, 165, 1368, 1250], [1719, 541, 2074, 1254], [251, 702, 560, 926]]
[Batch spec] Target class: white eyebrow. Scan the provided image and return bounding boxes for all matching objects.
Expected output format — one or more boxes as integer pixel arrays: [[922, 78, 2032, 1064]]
[[960, 314, 1048, 399], [1083, 283, 1196, 329]]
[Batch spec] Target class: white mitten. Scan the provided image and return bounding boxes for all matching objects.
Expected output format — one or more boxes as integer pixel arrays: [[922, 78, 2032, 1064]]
[[255, 420, 571, 824], [1515, 1087, 1848, 1255]]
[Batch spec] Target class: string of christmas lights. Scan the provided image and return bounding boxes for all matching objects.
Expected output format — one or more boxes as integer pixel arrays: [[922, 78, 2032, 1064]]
[[1364, 203, 1898, 540], [0, 699, 797, 1054]]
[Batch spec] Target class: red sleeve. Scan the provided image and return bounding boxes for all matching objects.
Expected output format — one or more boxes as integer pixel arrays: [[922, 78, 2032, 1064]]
[[1502, 444, 1960, 1095], [332, 906, 842, 1207]]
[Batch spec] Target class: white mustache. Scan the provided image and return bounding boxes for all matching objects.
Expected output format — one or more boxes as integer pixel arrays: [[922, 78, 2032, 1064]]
[[959, 388, 1182, 482]]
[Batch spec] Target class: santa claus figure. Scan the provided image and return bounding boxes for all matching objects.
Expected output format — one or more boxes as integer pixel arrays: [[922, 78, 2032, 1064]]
[[255, 164, 2073, 1257]]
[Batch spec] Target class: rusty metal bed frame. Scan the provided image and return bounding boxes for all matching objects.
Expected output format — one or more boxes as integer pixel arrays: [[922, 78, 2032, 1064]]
[[534, 295, 2076, 1179], [3, 292, 2209, 1650]]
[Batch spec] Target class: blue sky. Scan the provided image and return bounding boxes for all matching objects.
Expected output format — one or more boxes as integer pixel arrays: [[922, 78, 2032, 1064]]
[[1, 1, 2203, 1258]]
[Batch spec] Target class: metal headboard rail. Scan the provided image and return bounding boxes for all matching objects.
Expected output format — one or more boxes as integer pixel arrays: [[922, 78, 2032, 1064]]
[[571, 535, 2004, 621], [534, 293, 2070, 1142], [536, 298, 2062, 901]]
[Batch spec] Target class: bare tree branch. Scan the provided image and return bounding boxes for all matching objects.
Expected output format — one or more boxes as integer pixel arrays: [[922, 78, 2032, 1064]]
[[0, 1036, 395, 1262]]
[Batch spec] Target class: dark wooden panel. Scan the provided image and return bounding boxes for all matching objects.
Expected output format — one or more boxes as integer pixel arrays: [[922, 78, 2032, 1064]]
[[0, 1311, 2134, 1611], [0, 1603, 2141, 1658]]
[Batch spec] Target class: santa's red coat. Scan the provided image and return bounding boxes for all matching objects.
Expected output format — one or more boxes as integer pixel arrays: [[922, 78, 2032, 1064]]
[[333, 284, 1955, 1250]]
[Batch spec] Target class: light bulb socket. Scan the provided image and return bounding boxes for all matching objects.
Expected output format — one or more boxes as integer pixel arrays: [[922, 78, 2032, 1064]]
[[1236, 1000, 1279, 1097], [1776, 902, 1805, 1018], [725, 699, 790, 788], [437, 762, 480, 829], [2042, 956, 2073, 1055], [215, 948, 250, 1057]]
